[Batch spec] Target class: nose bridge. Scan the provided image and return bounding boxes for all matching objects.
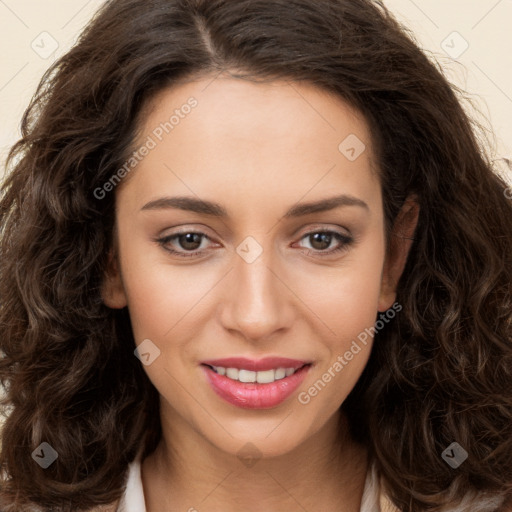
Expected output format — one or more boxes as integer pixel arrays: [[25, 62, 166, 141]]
[[221, 238, 292, 340]]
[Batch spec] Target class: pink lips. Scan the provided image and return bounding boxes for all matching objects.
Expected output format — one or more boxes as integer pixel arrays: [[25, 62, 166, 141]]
[[201, 357, 311, 409]]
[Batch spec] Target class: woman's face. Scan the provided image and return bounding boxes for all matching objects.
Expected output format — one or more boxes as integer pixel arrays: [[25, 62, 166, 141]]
[[103, 76, 407, 458]]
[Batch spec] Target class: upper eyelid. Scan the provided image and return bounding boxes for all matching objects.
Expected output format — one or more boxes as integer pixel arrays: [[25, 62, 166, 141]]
[[291, 220, 353, 237], [159, 223, 351, 237]]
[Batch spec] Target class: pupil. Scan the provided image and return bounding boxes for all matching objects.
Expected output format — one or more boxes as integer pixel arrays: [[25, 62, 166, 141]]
[[180, 233, 201, 250], [310, 233, 331, 250]]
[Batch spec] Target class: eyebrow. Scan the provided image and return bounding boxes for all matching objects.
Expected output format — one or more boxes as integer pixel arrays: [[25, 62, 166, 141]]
[[140, 194, 369, 217]]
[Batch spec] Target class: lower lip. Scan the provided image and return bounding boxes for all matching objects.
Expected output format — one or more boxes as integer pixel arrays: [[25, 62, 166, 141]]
[[202, 364, 311, 409]]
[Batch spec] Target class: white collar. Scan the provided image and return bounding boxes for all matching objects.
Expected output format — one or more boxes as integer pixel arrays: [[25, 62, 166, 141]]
[[117, 458, 146, 512]]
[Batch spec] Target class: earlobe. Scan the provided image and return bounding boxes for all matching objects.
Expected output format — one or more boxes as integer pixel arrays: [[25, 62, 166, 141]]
[[101, 249, 128, 309], [378, 196, 419, 312]]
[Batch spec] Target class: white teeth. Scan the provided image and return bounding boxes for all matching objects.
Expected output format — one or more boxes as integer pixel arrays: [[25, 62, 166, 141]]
[[225, 368, 239, 380], [211, 366, 300, 383], [238, 369, 256, 383], [274, 368, 286, 380], [256, 369, 275, 384]]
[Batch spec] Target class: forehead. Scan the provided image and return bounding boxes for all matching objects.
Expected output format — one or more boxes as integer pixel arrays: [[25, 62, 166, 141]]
[[119, 76, 380, 212], [139, 75, 371, 151]]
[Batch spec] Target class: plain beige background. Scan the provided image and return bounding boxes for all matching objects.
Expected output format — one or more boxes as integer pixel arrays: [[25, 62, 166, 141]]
[[0, 0, 511, 177]]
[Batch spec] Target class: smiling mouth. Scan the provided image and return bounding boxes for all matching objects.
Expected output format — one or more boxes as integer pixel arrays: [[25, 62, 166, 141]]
[[203, 364, 310, 384], [201, 362, 312, 409]]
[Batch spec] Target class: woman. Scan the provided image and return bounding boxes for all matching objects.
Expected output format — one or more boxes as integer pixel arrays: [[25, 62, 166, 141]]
[[1, 0, 511, 510]]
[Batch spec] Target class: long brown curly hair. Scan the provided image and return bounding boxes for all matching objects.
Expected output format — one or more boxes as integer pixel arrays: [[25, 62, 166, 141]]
[[1, 0, 511, 510]]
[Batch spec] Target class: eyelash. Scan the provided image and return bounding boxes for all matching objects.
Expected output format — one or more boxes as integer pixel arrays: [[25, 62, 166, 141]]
[[156, 228, 354, 259]]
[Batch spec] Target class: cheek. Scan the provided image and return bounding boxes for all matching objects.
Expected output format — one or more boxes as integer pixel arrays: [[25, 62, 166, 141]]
[[293, 234, 386, 341], [294, 275, 381, 417], [118, 241, 220, 344], [119, 255, 216, 400], [294, 233, 385, 395]]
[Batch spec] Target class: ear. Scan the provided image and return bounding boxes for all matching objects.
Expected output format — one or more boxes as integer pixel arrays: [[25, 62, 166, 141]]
[[378, 195, 419, 312], [101, 248, 128, 309]]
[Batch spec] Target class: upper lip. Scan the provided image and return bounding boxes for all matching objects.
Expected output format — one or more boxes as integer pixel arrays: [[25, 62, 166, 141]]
[[201, 357, 311, 372]]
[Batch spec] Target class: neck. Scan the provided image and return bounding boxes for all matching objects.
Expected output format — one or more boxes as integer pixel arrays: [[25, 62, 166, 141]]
[[142, 409, 369, 512]]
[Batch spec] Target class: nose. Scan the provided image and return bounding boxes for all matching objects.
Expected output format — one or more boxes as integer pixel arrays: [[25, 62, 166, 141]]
[[218, 246, 295, 342]]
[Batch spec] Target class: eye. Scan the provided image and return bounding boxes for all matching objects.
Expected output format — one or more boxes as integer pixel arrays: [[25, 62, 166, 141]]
[[296, 230, 353, 256], [156, 231, 213, 257]]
